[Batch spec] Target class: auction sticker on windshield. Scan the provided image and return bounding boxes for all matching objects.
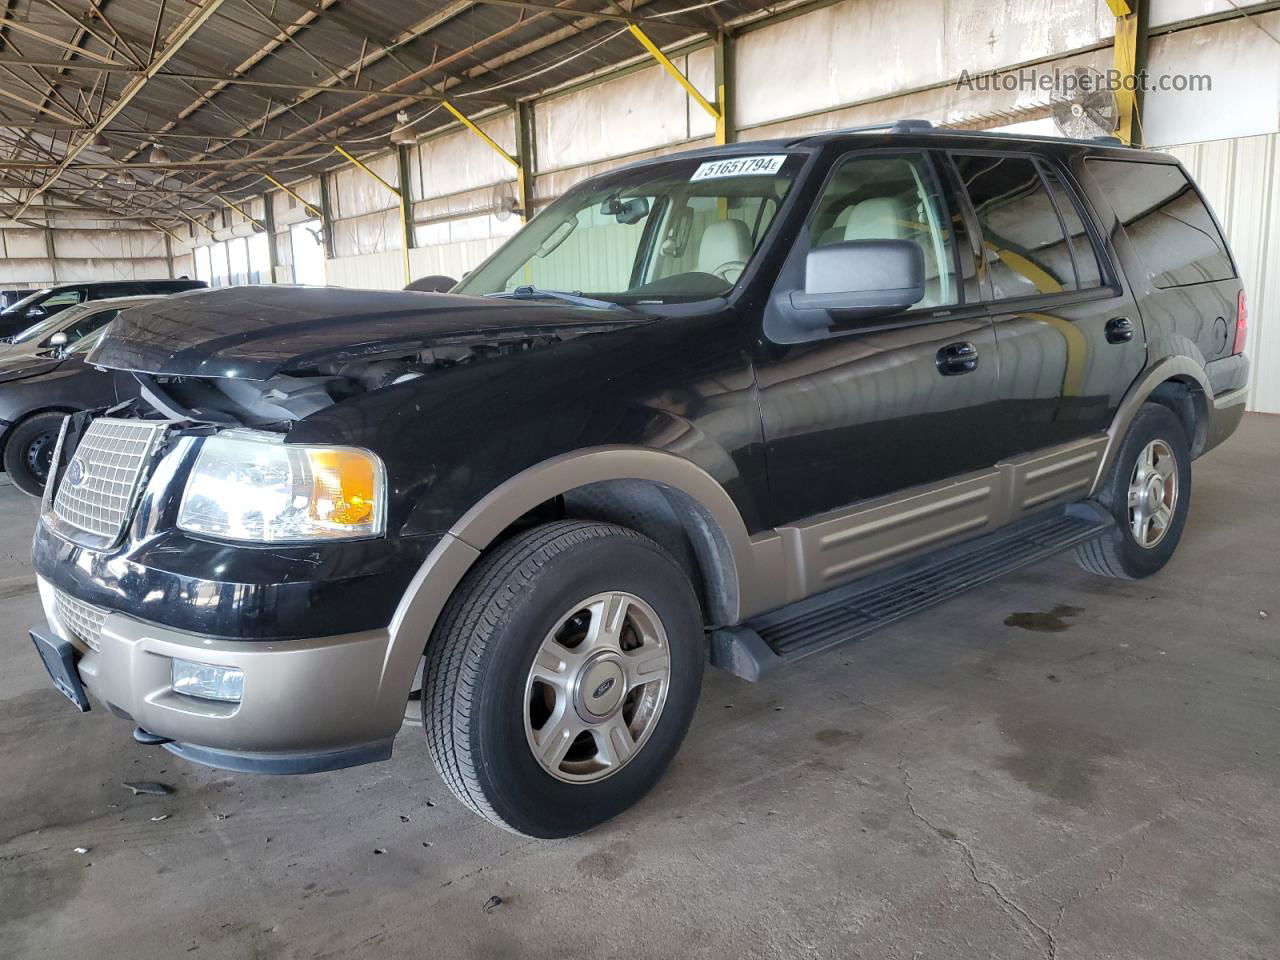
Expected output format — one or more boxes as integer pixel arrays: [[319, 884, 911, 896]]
[[690, 155, 787, 181]]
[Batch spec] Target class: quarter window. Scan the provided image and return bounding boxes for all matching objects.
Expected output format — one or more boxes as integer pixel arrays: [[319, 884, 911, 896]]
[[953, 154, 1080, 300], [808, 153, 958, 308], [1085, 159, 1234, 288]]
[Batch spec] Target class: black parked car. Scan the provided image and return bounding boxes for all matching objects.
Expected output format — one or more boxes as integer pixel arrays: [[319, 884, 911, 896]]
[[0, 296, 159, 495], [0, 278, 204, 341], [29, 123, 1248, 838]]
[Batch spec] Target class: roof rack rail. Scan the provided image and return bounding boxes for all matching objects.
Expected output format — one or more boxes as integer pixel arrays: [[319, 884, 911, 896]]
[[827, 118, 935, 135]]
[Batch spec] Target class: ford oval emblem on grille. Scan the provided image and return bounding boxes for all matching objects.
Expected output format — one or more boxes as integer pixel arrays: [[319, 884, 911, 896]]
[[592, 677, 616, 699], [66, 458, 84, 486]]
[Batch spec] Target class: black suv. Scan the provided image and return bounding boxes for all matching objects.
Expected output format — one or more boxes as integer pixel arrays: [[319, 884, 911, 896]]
[[0, 279, 205, 340], [28, 124, 1248, 838]]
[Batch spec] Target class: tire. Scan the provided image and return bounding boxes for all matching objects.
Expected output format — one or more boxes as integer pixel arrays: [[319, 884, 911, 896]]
[[1076, 403, 1191, 580], [423, 520, 705, 838], [2, 410, 67, 498]]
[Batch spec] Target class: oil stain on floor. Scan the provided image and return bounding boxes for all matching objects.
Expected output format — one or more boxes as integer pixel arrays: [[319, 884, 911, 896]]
[[1003, 604, 1084, 633]]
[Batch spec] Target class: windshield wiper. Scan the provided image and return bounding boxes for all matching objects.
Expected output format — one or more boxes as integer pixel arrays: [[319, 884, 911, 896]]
[[485, 285, 630, 312]]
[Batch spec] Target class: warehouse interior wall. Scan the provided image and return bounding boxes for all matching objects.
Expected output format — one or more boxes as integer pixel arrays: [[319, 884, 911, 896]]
[[0, 203, 171, 291]]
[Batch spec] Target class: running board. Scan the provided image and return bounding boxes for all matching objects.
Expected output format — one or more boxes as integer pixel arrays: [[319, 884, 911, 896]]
[[709, 503, 1114, 681]]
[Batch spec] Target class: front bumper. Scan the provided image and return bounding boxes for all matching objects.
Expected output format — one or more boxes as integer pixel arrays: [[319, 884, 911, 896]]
[[36, 576, 404, 773]]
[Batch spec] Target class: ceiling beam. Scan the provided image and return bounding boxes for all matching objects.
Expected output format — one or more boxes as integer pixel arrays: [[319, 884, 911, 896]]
[[13, 0, 230, 219], [471, 0, 704, 30], [180, 0, 618, 192], [0, 62, 512, 103], [0, 15, 125, 64], [0, 153, 334, 170], [113, 0, 343, 167]]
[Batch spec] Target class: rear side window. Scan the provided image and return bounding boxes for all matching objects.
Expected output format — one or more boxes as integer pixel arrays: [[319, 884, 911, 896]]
[[1086, 159, 1234, 288], [1041, 169, 1105, 289], [952, 154, 1082, 300]]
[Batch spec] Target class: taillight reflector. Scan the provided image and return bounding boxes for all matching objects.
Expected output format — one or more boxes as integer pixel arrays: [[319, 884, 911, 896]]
[[1232, 289, 1248, 355]]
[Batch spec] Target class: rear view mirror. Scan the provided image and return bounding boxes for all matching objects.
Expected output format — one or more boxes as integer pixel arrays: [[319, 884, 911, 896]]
[[789, 239, 925, 328], [47, 331, 68, 347], [600, 197, 649, 225]]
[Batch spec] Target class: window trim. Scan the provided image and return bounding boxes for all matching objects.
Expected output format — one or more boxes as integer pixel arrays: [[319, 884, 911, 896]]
[[943, 148, 1125, 310]]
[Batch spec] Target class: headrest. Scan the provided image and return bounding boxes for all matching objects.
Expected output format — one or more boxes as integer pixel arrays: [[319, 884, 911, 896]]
[[844, 197, 910, 241], [697, 219, 753, 277]]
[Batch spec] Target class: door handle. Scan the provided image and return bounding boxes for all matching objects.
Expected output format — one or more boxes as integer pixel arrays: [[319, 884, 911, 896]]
[[935, 341, 979, 376], [1105, 316, 1135, 344]]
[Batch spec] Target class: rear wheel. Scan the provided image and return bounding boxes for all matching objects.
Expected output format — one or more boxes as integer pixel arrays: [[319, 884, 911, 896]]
[[3, 410, 66, 497], [1076, 403, 1191, 579], [423, 520, 704, 837]]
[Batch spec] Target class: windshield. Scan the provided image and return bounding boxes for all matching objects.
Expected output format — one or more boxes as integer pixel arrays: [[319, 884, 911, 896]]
[[0, 289, 49, 316], [455, 152, 803, 304], [66, 325, 109, 356], [9, 310, 72, 345]]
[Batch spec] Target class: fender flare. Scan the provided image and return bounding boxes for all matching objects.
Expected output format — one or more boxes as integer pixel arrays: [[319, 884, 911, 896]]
[[1093, 356, 1210, 492], [369, 447, 762, 735]]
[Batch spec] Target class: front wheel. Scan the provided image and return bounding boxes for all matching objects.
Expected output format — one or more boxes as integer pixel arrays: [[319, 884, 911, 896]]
[[1076, 402, 1192, 580], [3, 410, 67, 497], [423, 520, 705, 837]]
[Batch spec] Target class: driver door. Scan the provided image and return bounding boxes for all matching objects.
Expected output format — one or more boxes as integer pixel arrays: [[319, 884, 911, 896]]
[[755, 150, 1002, 537]]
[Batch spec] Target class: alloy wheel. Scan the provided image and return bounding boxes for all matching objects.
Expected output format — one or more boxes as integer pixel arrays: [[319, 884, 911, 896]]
[[523, 591, 671, 783], [1127, 438, 1178, 549]]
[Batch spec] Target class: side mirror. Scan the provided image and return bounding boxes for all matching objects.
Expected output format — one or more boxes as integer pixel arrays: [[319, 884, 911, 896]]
[[27, 306, 46, 319], [47, 331, 68, 347], [788, 239, 925, 328]]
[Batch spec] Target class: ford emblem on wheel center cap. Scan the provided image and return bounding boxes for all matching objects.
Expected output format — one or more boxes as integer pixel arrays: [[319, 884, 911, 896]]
[[592, 676, 616, 699]]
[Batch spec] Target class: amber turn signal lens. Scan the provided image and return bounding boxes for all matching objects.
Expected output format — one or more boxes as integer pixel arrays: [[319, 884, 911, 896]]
[[309, 449, 379, 526]]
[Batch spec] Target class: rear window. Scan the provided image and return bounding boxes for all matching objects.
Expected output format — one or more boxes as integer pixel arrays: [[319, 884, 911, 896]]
[[1086, 159, 1234, 288]]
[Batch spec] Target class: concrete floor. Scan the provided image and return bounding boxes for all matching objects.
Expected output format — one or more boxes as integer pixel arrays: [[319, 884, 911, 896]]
[[2, 415, 1278, 960]]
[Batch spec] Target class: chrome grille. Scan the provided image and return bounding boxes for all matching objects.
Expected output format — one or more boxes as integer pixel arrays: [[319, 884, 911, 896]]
[[50, 417, 167, 548], [53, 588, 109, 652]]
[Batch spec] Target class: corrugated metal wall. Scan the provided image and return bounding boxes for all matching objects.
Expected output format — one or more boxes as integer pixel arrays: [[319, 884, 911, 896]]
[[1166, 134, 1279, 413]]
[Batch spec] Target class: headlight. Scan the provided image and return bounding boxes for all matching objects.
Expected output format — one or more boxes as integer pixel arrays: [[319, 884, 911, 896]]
[[177, 430, 386, 543]]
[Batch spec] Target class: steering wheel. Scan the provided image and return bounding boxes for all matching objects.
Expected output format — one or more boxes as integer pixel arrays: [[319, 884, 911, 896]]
[[709, 259, 748, 283]]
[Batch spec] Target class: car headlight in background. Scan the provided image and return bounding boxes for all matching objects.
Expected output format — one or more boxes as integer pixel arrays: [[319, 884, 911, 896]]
[[177, 430, 386, 542]]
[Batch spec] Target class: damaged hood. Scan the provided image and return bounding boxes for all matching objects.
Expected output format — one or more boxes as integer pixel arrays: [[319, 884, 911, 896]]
[[87, 285, 649, 380]]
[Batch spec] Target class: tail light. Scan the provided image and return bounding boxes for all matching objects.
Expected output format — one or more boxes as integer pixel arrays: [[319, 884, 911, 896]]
[[1232, 289, 1248, 355]]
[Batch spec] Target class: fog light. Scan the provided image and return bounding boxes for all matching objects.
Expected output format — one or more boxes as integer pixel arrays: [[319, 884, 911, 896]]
[[171, 659, 244, 703]]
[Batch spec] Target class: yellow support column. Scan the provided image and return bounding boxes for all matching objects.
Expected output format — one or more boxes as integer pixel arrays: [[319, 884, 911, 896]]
[[333, 144, 411, 286], [627, 25, 722, 134], [1107, 0, 1148, 146]]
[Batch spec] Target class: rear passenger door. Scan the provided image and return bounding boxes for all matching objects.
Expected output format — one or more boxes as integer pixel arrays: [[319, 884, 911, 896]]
[[946, 152, 1146, 456]]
